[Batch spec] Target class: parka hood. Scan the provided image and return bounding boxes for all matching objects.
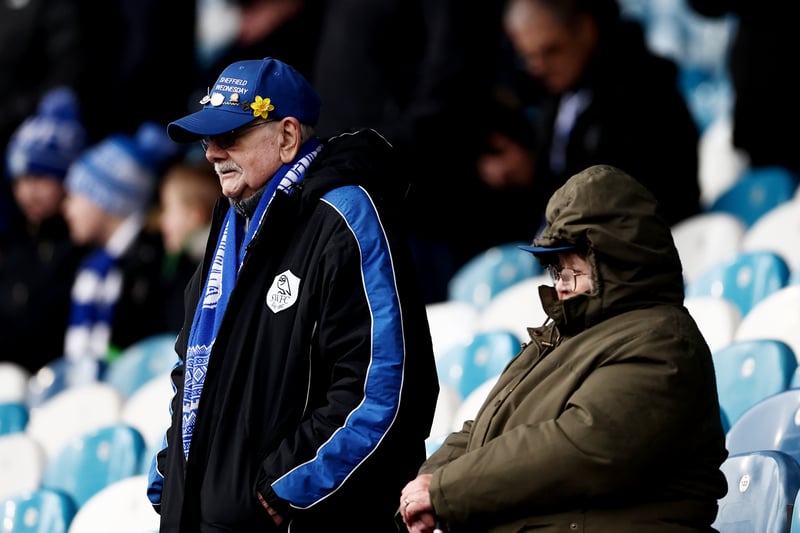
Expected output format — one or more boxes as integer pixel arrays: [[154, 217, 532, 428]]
[[532, 164, 685, 331]]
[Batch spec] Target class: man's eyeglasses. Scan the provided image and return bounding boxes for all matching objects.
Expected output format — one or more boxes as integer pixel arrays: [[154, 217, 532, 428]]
[[201, 119, 275, 152], [546, 265, 585, 291]]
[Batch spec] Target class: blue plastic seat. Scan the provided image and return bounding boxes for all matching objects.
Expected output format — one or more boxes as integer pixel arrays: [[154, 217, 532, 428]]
[[685, 250, 790, 318], [0, 487, 76, 533], [26, 356, 106, 408], [709, 165, 799, 227], [0, 401, 28, 435], [104, 332, 180, 398], [447, 242, 542, 310], [725, 389, 800, 463], [713, 450, 800, 533], [713, 339, 797, 427], [40, 423, 145, 509], [436, 329, 521, 399]]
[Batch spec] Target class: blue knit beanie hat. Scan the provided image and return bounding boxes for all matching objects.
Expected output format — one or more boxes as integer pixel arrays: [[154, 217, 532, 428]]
[[65, 121, 180, 216], [6, 87, 88, 181]]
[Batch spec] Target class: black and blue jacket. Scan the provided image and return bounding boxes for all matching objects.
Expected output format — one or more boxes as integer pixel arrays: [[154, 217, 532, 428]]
[[148, 128, 439, 532]]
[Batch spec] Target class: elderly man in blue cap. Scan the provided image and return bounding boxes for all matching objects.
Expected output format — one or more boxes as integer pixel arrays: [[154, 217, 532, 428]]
[[147, 57, 439, 533]]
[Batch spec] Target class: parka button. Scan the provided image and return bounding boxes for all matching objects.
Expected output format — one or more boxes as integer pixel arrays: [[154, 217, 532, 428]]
[[569, 523, 578, 530]]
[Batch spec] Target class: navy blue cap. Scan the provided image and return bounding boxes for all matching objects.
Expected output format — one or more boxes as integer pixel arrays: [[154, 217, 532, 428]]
[[167, 57, 321, 142]]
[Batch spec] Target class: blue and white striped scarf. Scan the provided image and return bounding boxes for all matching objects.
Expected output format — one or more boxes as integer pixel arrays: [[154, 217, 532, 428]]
[[181, 139, 322, 459]]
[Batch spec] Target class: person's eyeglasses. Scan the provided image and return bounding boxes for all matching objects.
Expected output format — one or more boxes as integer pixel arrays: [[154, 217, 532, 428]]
[[201, 119, 275, 152], [546, 265, 585, 291]]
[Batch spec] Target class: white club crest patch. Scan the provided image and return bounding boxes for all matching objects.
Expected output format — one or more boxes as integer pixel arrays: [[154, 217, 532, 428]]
[[266, 270, 301, 313]]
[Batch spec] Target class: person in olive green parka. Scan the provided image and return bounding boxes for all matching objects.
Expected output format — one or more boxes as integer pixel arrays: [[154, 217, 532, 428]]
[[399, 164, 728, 532]]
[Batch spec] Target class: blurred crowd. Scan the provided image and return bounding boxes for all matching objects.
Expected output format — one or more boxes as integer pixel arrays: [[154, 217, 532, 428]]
[[0, 0, 791, 376]]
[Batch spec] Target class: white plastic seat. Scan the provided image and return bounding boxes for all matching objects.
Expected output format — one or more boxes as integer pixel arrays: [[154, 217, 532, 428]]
[[684, 295, 742, 353], [0, 361, 31, 403], [735, 285, 800, 365], [450, 374, 500, 433], [425, 300, 479, 358], [741, 199, 800, 273], [671, 212, 745, 284], [66, 474, 159, 533], [25, 382, 124, 461], [475, 275, 550, 342], [120, 371, 174, 451], [0, 432, 46, 500]]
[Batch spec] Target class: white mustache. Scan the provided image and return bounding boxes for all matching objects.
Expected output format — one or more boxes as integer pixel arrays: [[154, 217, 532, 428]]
[[214, 162, 241, 175]]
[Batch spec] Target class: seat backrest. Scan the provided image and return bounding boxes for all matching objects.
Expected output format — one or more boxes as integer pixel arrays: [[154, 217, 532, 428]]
[[0, 401, 29, 436], [25, 356, 106, 408], [735, 285, 800, 366], [120, 371, 174, 451], [0, 487, 77, 533], [0, 361, 31, 403], [709, 165, 799, 227], [425, 300, 479, 359], [450, 375, 500, 433], [104, 332, 179, 398], [26, 382, 124, 461], [66, 474, 159, 533], [447, 242, 542, 310], [685, 250, 790, 317], [712, 339, 797, 427], [671, 212, 745, 285], [475, 275, 550, 343], [725, 389, 800, 463], [41, 423, 145, 509], [0, 433, 46, 501], [435, 329, 521, 400], [713, 450, 800, 533], [684, 295, 742, 353], [741, 198, 800, 273]]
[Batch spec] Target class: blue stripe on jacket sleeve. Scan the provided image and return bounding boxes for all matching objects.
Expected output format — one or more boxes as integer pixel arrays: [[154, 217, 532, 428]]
[[272, 185, 405, 508]]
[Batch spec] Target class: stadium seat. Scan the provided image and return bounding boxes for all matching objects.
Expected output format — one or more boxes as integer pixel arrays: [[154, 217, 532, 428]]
[[475, 275, 550, 343], [41, 423, 146, 509], [450, 375, 500, 433], [685, 250, 789, 318], [741, 198, 800, 274], [712, 339, 797, 427], [120, 370, 174, 453], [0, 401, 29, 435], [0, 487, 77, 533], [26, 356, 106, 408], [0, 433, 46, 501], [0, 361, 31, 403], [696, 115, 748, 209], [735, 285, 800, 366], [713, 450, 800, 533], [426, 382, 461, 457], [684, 295, 741, 353], [25, 382, 124, 461], [435, 329, 521, 400], [103, 332, 179, 398], [66, 474, 159, 533], [708, 165, 799, 227], [447, 242, 542, 310], [671, 212, 745, 285], [425, 300, 480, 359], [725, 389, 800, 463]]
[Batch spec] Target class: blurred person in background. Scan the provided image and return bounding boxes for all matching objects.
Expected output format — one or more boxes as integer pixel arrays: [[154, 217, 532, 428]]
[[481, 0, 702, 232], [158, 157, 221, 333], [0, 0, 84, 236], [61, 121, 180, 366], [0, 87, 89, 373]]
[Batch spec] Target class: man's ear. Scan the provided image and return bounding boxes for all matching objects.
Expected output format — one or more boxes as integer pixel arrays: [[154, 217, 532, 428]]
[[277, 118, 302, 163]]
